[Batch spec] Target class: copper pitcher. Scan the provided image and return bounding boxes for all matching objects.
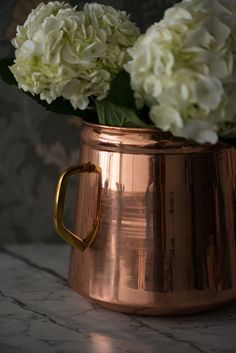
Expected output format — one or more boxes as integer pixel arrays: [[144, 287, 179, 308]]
[[54, 119, 236, 315]]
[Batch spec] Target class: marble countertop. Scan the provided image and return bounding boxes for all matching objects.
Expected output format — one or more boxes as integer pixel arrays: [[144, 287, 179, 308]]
[[1, 244, 236, 353]]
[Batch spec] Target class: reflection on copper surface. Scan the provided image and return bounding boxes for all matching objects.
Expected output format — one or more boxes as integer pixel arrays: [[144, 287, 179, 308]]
[[67, 120, 236, 315]]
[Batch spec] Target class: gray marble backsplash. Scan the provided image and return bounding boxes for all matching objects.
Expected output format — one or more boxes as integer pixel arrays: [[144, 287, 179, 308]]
[[0, 0, 180, 243]]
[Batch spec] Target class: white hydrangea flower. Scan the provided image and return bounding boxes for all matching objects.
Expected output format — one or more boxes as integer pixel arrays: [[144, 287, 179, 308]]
[[176, 120, 219, 144], [125, 0, 236, 143], [10, 1, 139, 110]]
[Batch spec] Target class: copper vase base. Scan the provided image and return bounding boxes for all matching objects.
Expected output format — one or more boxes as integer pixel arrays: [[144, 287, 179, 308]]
[[69, 281, 236, 316], [86, 298, 236, 316]]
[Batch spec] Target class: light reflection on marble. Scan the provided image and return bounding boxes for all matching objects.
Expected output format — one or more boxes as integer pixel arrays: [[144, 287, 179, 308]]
[[0, 244, 236, 353]]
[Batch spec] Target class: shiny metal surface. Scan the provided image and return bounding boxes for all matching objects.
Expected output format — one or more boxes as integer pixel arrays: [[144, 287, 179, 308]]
[[63, 120, 236, 315]]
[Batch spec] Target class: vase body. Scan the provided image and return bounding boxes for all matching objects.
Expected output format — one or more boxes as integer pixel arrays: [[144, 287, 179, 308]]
[[66, 120, 236, 315]]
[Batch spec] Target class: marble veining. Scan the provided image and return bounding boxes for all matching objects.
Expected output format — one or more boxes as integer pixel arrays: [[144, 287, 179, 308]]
[[0, 244, 236, 353]]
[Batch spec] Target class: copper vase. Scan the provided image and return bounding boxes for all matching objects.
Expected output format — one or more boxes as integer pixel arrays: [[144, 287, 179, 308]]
[[54, 120, 236, 315]]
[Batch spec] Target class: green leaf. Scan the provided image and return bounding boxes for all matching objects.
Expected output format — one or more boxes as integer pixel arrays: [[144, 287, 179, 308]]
[[24, 93, 89, 119], [32, 94, 99, 122], [0, 58, 16, 85], [107, 70, 136, 110], [96, 100, 152, 128], [96, 100, 124, 126]]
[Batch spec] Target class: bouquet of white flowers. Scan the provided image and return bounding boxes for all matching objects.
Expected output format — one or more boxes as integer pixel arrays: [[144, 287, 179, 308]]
[[1, 0, 236, 144]]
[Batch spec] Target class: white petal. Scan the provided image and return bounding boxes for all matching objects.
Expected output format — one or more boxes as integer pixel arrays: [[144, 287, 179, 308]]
[[204, 16, 231, 44], [195, 75, 223, 111], [150, 105, 184, 131], [176, 120, 218, 144]]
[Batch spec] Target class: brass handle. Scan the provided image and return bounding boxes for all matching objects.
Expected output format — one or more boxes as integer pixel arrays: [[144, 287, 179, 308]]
[[54, 162, 102, 252]]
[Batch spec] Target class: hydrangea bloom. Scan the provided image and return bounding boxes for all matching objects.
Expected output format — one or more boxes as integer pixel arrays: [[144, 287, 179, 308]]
[[10, 1, 139, 110], [125, 0, 236, 143]]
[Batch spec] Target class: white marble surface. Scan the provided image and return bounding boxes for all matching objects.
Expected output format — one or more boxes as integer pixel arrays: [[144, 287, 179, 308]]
[[0, 244, 236, 353]]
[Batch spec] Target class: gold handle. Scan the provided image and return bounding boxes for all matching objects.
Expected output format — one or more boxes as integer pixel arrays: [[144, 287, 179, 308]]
[[54, 162, 102, 252]]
